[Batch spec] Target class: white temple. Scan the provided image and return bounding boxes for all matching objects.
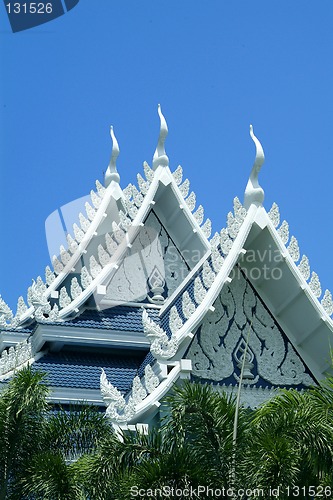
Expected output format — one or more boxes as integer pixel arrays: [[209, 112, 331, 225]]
[[1, 106, 332, 428]]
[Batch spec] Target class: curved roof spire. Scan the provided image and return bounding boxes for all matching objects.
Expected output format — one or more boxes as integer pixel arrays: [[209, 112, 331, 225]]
[[152, 104, 169, 170], [105, 126, 120, 187], [244, 125, 265, 210]]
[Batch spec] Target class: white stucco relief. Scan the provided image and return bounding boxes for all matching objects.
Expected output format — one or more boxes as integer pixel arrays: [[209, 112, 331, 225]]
[[187, 271, 314, 387]]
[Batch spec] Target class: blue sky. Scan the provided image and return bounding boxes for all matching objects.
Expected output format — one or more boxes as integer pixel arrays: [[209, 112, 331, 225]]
[[0, 1, 333, 311]]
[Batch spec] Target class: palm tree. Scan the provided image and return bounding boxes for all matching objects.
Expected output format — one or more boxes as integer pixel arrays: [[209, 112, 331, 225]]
[[0, 367, 113, 499], [2, 368, 333, 499], [242, 382, 333, 499], [75, 381, 249, 499], [0, 368, 49, 500]]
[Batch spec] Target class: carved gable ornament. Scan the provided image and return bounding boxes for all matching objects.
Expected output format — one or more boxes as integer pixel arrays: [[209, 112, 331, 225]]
[[187, 271, 314, 388]]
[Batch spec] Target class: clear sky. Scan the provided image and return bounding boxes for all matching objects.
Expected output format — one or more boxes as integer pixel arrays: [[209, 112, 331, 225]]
[[0, 1, 333, 312]]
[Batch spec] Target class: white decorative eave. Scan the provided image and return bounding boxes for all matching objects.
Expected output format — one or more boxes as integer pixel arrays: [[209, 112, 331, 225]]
[[34, 163, 211, 322], [167, 203, 333, 382], [0, 330, 30, 350], [174, 204, 258, 347], [31, 322, 150, 353], [18, 179, 125, 324], [127, 362, 181, 424]]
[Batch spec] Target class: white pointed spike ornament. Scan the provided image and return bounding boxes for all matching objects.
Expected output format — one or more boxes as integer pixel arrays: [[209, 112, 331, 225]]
[[244, 125, 265, 210], [71, 277, 83, 299], [298, 255, 310, 281], [143, 161, 154, 182], [59, 287, 71, 308], [90, 189, 101, 209], [105, 126, 120, 186], [309, 272, 322, 298], [95, 180, 106, 197], [172, 165, 183, 185], [152, 104, 169, 170], [321, 290, 333, 316]]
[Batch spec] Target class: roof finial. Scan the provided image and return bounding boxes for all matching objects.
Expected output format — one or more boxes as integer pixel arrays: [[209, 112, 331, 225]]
[[152, 104, 169, 170], [244, 125, 265, 210], [105, 126, 120, 187]]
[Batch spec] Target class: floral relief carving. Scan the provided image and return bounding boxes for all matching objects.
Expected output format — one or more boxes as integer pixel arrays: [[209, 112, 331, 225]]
[[124, 198, 138, 220], [193, 276, 207, 305], [143, 309, 179, 360], [100, 369, 136, 423], [119, 210, 132, 231], [45, 266, 56, 285], [187, 272, 314, 387], [85, 202, 96, 221], [52, 256, 64, 275], [202, 261, 216, 289], [321, 290, 333, 316], [169, 305, 183, 335], [309, 272, 322, 298], [80, 266, 92, 289], [287, 236, 300, 262], [70, 277, 82, 300], [201, 219, 212, 238], [193, 205, 204, 225], [137, 173, 150, 195], [268, 202, 280, 228], [79, 213, 90, 232], [60, 245, 71, 266], [211, 247, 224, 274], [172, 165, 183, 185], [298, 255, 310, 281], [144, 364, 160, 394], [277, 220, 289, 245], [220, 228, 233, 255], [95, 180, 106, 197], [0, 296, 13, 328], [90, 189, 101, 209], [185, 192, 196, 211], [227, 212, 240, 239], [179, 179, 190, 198], [15, 296, 28, 319], [123, 183, 133, 200], [98, 245, 111, 267], [233, 197, 247, 224], [132, 185, 144, 207], [90, 256, 102, 279], [182, 291, 196, 320], [73, 223, 85, 243], [111, 222, 125, 244], [66, 234, 79, 254], [0, 339, 35, 376], [143, 161, 154, 182], [59, 287, 71, 309], [105, 233, 118, 255]]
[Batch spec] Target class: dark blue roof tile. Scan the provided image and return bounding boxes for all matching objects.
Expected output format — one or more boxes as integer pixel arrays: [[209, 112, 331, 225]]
[[55, 305, 160, 332], [33, 349, 147, 392]]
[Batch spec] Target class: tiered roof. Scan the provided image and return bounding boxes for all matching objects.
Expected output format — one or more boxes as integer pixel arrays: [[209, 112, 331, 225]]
[[1, 106, 333, 425]]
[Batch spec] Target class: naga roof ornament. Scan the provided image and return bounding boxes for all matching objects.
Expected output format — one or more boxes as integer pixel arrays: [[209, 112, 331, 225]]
[[104, 126, 120, 186], [152, 104, 169, 170], [244, 125, 265, 210]]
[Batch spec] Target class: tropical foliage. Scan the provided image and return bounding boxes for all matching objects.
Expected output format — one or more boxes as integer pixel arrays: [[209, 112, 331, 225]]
[[0, 368, 113, 500], [0, 367, 333, 499]]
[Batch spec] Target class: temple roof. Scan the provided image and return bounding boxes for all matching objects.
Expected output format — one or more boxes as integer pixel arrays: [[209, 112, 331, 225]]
[[1, 107, 333, 424]]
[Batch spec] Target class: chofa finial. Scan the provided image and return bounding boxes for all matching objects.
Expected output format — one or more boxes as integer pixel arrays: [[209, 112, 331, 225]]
[[105, 126, 120, 187], [152, 104, 169, 170], [244, 125, 265, 210]]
